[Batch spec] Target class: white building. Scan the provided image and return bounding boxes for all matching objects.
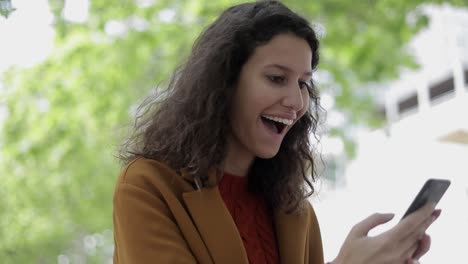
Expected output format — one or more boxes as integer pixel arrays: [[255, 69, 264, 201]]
[[313, 5, 468, 263]]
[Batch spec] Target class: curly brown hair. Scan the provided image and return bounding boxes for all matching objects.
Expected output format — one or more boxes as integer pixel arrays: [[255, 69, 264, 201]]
[[119, 0, 322, 212]]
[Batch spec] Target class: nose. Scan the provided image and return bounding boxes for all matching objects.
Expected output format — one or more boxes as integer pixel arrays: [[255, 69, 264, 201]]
[[281, 83, 304, 111]]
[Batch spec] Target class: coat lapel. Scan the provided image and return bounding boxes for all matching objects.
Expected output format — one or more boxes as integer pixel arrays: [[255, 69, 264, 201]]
[[182, 169, 249, 264], [274, 207, 309, 264], [182, 168, 311, 264]]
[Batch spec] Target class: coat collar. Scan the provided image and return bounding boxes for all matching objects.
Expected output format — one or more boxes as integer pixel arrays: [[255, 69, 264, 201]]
[[274, 207, 310, 263], [181, 168, 310, 264]]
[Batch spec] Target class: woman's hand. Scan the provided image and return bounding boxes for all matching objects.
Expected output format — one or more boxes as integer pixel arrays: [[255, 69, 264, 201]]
[[331, 203, 441, 264]]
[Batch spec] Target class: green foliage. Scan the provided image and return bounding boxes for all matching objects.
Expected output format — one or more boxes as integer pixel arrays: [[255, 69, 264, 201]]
[[0, 0, 15, 18], [1, 0, 466, 262]]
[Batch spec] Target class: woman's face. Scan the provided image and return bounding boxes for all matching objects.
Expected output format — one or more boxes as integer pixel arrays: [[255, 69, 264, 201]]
[[229, 33, 312, 162]]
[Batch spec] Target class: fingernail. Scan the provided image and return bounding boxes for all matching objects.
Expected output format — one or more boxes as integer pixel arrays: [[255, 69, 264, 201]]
[[432, 209, 442, 218], [432, 210, 442, 222]]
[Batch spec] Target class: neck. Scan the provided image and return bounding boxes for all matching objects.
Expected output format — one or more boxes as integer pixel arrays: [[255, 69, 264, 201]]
[[223, 137, 254, 177]]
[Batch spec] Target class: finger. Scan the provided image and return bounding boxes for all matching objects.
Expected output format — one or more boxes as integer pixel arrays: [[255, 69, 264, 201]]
[[404, 209, 440, 243], [413, 234, 431, 259], [390, 203, 436, 239], [402, 239, 419, 263], [350, 213, 395, 237], [405, 258, 420, 264], [398, 212, 438, 252]]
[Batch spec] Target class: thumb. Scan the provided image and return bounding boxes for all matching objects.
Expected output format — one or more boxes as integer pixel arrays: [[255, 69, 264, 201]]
[[351, 213, 395, 237]]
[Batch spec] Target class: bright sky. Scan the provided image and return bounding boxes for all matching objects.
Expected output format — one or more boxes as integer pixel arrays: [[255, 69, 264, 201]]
[[1, 1, 466, 75], [0, 0, 91, 73], [0, 0, 55, 73]]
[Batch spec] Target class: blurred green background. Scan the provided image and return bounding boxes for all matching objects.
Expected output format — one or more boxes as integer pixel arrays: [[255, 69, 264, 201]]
[[0, 0, 466, 263]]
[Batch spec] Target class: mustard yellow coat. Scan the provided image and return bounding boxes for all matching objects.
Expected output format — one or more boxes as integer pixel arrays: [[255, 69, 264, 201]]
[[113, 158, 324, 264]]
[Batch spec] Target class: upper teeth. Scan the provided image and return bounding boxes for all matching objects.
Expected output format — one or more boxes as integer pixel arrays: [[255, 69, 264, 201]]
[[262, 115, 293, 126]]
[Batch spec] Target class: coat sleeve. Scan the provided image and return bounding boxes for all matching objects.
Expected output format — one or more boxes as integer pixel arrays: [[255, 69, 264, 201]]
[[307, 202, 325, 264], [113, 182, 197, 264]]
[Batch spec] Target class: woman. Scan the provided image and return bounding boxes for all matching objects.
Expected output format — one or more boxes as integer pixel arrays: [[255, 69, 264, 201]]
[[114, 1, 440, 263]]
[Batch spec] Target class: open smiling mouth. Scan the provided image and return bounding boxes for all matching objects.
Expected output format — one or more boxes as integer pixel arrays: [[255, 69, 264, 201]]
[[261, 115, 289, 134]]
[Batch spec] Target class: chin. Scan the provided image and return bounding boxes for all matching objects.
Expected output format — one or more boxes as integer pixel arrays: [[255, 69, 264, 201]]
[[255, 147, 280, 159]]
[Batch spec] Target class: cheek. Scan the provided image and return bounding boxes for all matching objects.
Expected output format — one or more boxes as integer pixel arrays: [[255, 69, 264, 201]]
[[290, 94, 309, 129], [297, 92, 310, 119]]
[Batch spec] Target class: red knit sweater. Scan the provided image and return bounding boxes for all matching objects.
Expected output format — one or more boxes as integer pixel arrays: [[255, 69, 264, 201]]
[[218, 172, 280, 264]]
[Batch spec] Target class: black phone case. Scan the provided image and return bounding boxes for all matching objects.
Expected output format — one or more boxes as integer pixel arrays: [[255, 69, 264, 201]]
[[401, 179, 451, 219]]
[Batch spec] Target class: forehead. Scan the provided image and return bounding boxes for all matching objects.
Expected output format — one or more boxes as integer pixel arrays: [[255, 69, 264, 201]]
[[246, 33, 313, 73]]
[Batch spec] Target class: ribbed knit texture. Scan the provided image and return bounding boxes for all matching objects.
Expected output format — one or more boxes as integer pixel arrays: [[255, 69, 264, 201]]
[[218, 172, 280, 264]]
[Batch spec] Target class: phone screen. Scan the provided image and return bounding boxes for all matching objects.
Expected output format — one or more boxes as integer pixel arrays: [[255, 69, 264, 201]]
[[401, 179, 450, 220]]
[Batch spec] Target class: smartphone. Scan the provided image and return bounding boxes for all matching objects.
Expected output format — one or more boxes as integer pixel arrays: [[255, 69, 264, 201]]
[[401, 178, 451, 220]]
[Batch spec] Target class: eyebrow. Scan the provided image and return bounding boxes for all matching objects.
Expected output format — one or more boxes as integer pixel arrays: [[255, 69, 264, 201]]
[[264, 64, 312, 77]]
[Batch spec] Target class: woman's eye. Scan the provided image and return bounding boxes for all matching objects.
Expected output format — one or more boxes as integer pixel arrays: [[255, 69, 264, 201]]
[[267, 75, 286, 84]]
